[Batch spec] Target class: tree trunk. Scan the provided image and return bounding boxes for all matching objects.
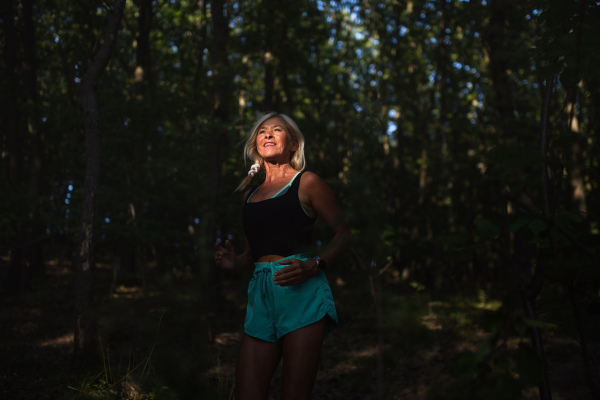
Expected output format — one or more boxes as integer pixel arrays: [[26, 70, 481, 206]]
[[74, 0, 127, 362], [1, 0, 25, 294], [203, 0, 232, 320], [23, 0, 45, 276], [114, 0, 153, 290], [483, 2, 552, 398]]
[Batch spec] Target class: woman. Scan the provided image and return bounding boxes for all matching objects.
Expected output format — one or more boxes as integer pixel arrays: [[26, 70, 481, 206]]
[[214, 112, 350, 399]]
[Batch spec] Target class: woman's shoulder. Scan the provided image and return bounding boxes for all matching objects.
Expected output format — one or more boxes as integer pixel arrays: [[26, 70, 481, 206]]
[[299, 171, 330, 192], [299, 170, 321, 184]]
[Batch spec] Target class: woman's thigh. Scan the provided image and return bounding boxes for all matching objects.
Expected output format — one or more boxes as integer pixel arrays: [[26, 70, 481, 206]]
[[280, 318, 327, 400], [235, 334, 282, 400]]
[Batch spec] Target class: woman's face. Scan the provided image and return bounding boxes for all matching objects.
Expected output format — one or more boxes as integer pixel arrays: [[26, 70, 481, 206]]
[[256, 117, 297, 163]]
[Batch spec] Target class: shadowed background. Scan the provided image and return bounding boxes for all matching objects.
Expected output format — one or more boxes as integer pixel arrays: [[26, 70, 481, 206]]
[[1, 0, 599, 399]]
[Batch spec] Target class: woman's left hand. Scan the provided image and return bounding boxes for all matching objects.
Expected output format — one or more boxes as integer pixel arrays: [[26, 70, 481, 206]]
[[273, 258, 318, 286]]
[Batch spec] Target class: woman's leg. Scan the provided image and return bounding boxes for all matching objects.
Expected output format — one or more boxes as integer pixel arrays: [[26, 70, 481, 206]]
[[235, 333, 282, 400], [280, 318, 327, 400]]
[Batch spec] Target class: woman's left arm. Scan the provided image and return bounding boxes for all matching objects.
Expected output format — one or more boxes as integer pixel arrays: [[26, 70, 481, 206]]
[[274, 172, 351, 286]]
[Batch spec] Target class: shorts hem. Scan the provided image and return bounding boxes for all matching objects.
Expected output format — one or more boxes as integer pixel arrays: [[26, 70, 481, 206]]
[[276, 310, 338, 341], [243, 329, 279, 344]]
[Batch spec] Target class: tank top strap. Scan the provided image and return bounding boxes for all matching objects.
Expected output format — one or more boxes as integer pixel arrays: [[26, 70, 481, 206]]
[[246, 185, 260, 202], [290, 170, 305, 193]]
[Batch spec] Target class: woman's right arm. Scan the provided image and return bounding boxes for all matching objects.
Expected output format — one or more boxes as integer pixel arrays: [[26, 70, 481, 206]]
[[214, 236, 253, 270]]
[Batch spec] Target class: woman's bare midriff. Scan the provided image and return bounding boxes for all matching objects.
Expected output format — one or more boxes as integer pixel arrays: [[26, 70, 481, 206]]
[[258, 255, 285, 263]]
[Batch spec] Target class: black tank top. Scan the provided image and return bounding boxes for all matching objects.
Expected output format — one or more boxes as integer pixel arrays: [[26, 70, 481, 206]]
[[243, 171, 316, 261]]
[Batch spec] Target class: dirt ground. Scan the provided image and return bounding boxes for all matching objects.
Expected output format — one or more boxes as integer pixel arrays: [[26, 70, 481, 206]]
[[1, 258, 597, 399]]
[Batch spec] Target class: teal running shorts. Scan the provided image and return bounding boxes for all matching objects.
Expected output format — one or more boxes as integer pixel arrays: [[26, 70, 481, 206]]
[[244, 253, 338, 343]]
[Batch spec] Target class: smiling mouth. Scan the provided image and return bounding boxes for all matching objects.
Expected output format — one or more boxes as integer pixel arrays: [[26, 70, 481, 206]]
[[264, 143, 276, 147]]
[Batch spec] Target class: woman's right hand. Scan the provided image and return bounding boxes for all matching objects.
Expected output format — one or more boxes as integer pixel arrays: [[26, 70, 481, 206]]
[[214, 240, 235, 269]]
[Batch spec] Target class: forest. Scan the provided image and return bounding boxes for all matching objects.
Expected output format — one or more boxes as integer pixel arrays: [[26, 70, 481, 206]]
[[1, 0, 599, 399]]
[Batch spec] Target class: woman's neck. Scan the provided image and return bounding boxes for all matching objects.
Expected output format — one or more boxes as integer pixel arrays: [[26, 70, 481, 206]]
[[262, 162, 297, 183]]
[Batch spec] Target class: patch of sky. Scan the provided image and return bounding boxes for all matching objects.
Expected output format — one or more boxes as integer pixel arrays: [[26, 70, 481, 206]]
[[389, 109, 398, 118], [74, 77, 80, 83], [42, 117, 47, 122], [105, 217, 110, 223], [356, 48, 363, 58], [387, 121, 397, 135]]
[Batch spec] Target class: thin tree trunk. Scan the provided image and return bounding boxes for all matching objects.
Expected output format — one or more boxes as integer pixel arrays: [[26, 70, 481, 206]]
[[203, 0, 232, 329], [74, 0, 126, 362], [483, 2, 552, 398], [23, 0, 45, 276], [1, 0, 25, 294], [114, 0, 153, 290]]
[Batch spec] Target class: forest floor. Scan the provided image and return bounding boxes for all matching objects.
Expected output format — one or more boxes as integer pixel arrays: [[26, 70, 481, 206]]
[[0, 256, 598, 400]]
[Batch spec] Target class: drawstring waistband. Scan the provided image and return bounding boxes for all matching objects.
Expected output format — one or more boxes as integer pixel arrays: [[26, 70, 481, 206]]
[[252, 253, 311, 295], [252, 253, 311, 274]]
